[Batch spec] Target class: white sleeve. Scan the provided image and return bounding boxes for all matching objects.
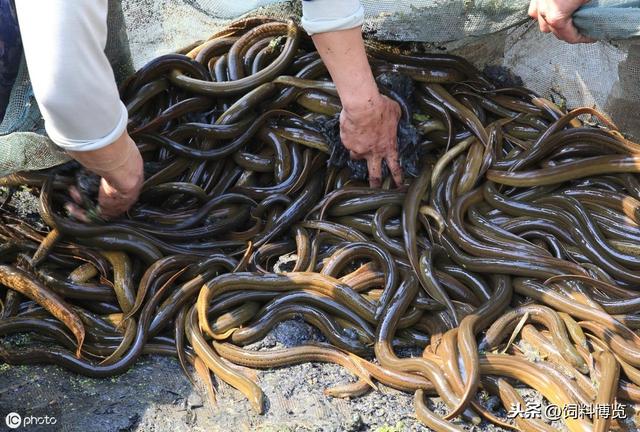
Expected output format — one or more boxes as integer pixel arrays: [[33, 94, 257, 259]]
[[301, 0, 365, 35], [15, 0, 127, 152]]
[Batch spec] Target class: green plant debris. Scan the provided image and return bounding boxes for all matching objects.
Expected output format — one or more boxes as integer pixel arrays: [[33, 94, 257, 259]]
[[375, 421, 406, 432], [412, 113, 431, 122]]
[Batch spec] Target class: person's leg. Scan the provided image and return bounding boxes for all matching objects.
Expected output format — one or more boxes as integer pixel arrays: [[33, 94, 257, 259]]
[[0, 0, 22, 120]]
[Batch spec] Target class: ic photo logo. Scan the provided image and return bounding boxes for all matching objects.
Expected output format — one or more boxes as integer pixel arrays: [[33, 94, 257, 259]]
[[5, 412, 21, 429], [4, 412, 57, 429]]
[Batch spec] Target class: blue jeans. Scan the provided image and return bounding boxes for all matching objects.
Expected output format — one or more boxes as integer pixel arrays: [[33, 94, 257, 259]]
[[0, 0, 21, 120]]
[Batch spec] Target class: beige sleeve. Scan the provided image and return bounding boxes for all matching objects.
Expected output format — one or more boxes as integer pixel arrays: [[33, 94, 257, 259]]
[[301, 0, 365, 35], [15, 0, 127, 152]]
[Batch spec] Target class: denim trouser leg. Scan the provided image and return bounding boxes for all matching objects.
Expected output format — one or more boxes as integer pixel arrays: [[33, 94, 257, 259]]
[[0, 0, 22, 120]]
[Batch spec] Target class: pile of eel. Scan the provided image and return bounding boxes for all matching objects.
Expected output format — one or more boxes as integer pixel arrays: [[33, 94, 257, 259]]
[[2, 17, 640, 431]]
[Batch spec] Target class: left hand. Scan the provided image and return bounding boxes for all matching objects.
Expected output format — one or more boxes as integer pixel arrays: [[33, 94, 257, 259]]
[[528, 0, 595, 44]]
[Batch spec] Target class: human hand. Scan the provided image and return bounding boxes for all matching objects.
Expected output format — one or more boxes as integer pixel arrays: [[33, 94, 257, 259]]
[[311, 27, 404, 188], [68, 131, 144, 220], [341, 93, 403, 188], [96, 154, 143, 219], [528, 0, 595, 44]]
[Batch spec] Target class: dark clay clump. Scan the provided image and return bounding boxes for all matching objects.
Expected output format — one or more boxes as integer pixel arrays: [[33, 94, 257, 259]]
[[319, 73, 421, 181]]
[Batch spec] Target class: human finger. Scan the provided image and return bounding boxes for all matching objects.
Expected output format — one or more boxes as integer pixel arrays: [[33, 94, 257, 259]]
[[68, 186, 84, 206], [98, 179, 134, 219], [538, 14, 552, 33], [366, 155, 383, 189], [385, 151, 403, 188], [528, 0, 539, 19], [64, 202, 92, 224], [549, 20, 593, 44], [98, 199, 130, 220]]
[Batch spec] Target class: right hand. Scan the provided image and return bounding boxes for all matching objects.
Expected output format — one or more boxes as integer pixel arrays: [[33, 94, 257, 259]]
[[97, 150, 143, 219], [341, 93, 403, 188], [68, 131, 144, 220], [310, 28, 404, 189], [528, 0, 595, 44]]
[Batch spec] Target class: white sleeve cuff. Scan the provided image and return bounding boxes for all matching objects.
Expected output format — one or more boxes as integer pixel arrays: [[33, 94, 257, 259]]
[[301, 0, 364, 35], [47, 102, 129, 152]]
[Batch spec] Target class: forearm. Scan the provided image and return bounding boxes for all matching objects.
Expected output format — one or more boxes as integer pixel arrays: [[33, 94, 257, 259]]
[[301, 0, 376, 111], [311, 28, 380, 112], [68, 130, 139, 181]]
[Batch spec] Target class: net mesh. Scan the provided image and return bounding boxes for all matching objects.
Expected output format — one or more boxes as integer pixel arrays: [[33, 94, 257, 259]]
[[2, 0, 640, 175], [361, 0, 530, 42]]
